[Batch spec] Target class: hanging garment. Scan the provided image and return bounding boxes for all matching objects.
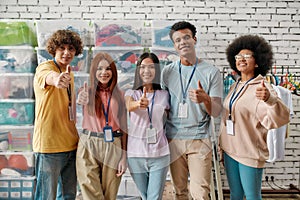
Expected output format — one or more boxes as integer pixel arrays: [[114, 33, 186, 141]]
[[267, 85, 294, 162]]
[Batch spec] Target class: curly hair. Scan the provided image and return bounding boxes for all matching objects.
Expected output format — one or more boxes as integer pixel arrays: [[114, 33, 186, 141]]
[[133, 52, 162, 91], [169, 21, 197, 42], [226, 35, 273, 77], [46, 29, 83, 57]]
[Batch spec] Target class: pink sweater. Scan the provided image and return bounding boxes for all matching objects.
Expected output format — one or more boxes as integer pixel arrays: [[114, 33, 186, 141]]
[[219, 75, 290, 168]]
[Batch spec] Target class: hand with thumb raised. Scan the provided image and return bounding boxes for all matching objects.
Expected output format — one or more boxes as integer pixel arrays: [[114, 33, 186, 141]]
[[198, 80, 203, 90], [143, 86, 147, 98], [66, 65, 71, 74], [77, 81, 89, 105], [54, 65, 72, 89], [256, 80, 270, 101], [189, 80, 209, 104], [261, 80, 265, 87], [139, 86, 149, 109]]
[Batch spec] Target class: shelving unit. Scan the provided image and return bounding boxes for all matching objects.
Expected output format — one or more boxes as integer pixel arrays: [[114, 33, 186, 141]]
[[0, 20, 37, 200]]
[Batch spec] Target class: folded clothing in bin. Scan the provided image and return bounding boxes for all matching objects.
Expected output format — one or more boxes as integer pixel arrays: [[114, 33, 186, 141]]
[[0, 21, 37, 46], [0, 152, 34, 177], [0, 99, 35, 125], [0, 46, 37, 73], [0, 126, 33, 151], [94, 21, 143, 47], [0, 73, 34, 99]]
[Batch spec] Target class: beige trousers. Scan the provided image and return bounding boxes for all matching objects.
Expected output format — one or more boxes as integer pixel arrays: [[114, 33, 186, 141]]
[[76, 134, 123, 200], [168, 138, 212, 200]]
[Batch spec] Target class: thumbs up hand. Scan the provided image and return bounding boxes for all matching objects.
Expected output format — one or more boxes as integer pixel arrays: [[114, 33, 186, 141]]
[[77, 81, 89, 105], [138, 87, 149, 109], [256, 80, 270, 101], [189, 80, 210, 104], [54, 65, 72, 89], [66, 65, 71, 73]]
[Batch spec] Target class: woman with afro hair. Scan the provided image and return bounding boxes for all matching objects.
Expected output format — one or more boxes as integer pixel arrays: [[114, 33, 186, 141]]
[[219, 35, 290, 200]]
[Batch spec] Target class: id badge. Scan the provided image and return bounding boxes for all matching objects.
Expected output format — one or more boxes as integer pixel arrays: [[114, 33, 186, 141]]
[[226, 120, 234, 135], [178, 102, 188, 118], [103, 126, 114, 142], [68, 105, 74, 121], [146, 127, 157, 144]]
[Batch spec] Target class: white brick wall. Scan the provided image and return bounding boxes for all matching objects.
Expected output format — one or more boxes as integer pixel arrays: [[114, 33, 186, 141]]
[[1, 0, 299, 192]]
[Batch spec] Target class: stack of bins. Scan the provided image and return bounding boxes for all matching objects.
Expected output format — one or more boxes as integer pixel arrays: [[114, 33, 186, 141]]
[[92, 20, 144, 199], [35, 20, 93, 130], [92, 20, 145, 92], [0, 20, 37, 200], [149, 20, 179, 71]]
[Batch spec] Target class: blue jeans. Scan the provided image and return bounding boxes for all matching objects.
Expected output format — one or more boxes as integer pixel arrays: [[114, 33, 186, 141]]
[[128, 155, 170, 200], [56, 177, 63, 200], [224, 153, 263, 200], [34, 150, 77, 200]]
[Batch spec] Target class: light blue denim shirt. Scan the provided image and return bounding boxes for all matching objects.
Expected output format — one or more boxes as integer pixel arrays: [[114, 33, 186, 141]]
[[161, 60, 223, 139]]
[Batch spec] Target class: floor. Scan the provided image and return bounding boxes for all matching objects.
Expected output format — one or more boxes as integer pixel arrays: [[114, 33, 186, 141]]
[[76, 181, 300, 200]]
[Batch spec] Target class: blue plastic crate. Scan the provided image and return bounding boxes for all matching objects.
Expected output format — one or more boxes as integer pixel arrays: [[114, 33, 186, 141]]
[[0, 100, 34, 125], [0, 46, 37, 73], [0, 177, 35, 200]]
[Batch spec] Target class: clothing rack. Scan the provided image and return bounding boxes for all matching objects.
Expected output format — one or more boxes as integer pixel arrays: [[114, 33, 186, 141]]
[[222, 66, 300, 96]]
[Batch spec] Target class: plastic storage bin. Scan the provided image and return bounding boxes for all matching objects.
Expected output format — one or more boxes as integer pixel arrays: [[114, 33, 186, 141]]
[[94, 20, 143, 47], [0, 126, 33, 152], [0, 20, 37, 46], [35, 20, 94, 47], [151, 20, 174, 48], [0, 46, 37, 73], [92, 47, 144, 74], [150, 47, 179, 69], [0, 99, 35, 125], [0, 176, 35, 200], [36, 47, 90, 73], [0, 151, 34, 177], [0, 73, 34, 99], [118, 73, 135, 91]]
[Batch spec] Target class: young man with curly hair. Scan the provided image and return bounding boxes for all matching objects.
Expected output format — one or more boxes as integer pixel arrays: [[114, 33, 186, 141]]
[[33, 29, 83, 200]]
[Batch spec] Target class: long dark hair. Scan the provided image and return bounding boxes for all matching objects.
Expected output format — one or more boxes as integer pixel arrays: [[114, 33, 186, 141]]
[[133, 52, 162, 91]]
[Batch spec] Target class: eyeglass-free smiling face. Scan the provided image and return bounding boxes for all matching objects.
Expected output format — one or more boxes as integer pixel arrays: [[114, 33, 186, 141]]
[[235, 49, 257, 81], [139, 57, 156, 85], [96, 59, 112, 88], [172, 28, 197, 58], [54, 44, 76, 69]]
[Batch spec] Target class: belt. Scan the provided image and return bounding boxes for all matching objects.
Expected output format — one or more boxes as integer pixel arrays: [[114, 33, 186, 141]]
[[82, 129, 123, 138]]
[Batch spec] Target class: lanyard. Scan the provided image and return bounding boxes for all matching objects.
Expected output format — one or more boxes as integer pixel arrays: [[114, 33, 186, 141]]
[[229, 78, 253, 120], [102, 96, 111, 126], [53, 59, 72, 104], [146, 91, 156, 129], [179, 58, 198, 103]]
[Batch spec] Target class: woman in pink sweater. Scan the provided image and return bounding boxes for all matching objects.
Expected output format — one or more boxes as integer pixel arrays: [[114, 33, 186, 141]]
[[219, 35, 290, 200]]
